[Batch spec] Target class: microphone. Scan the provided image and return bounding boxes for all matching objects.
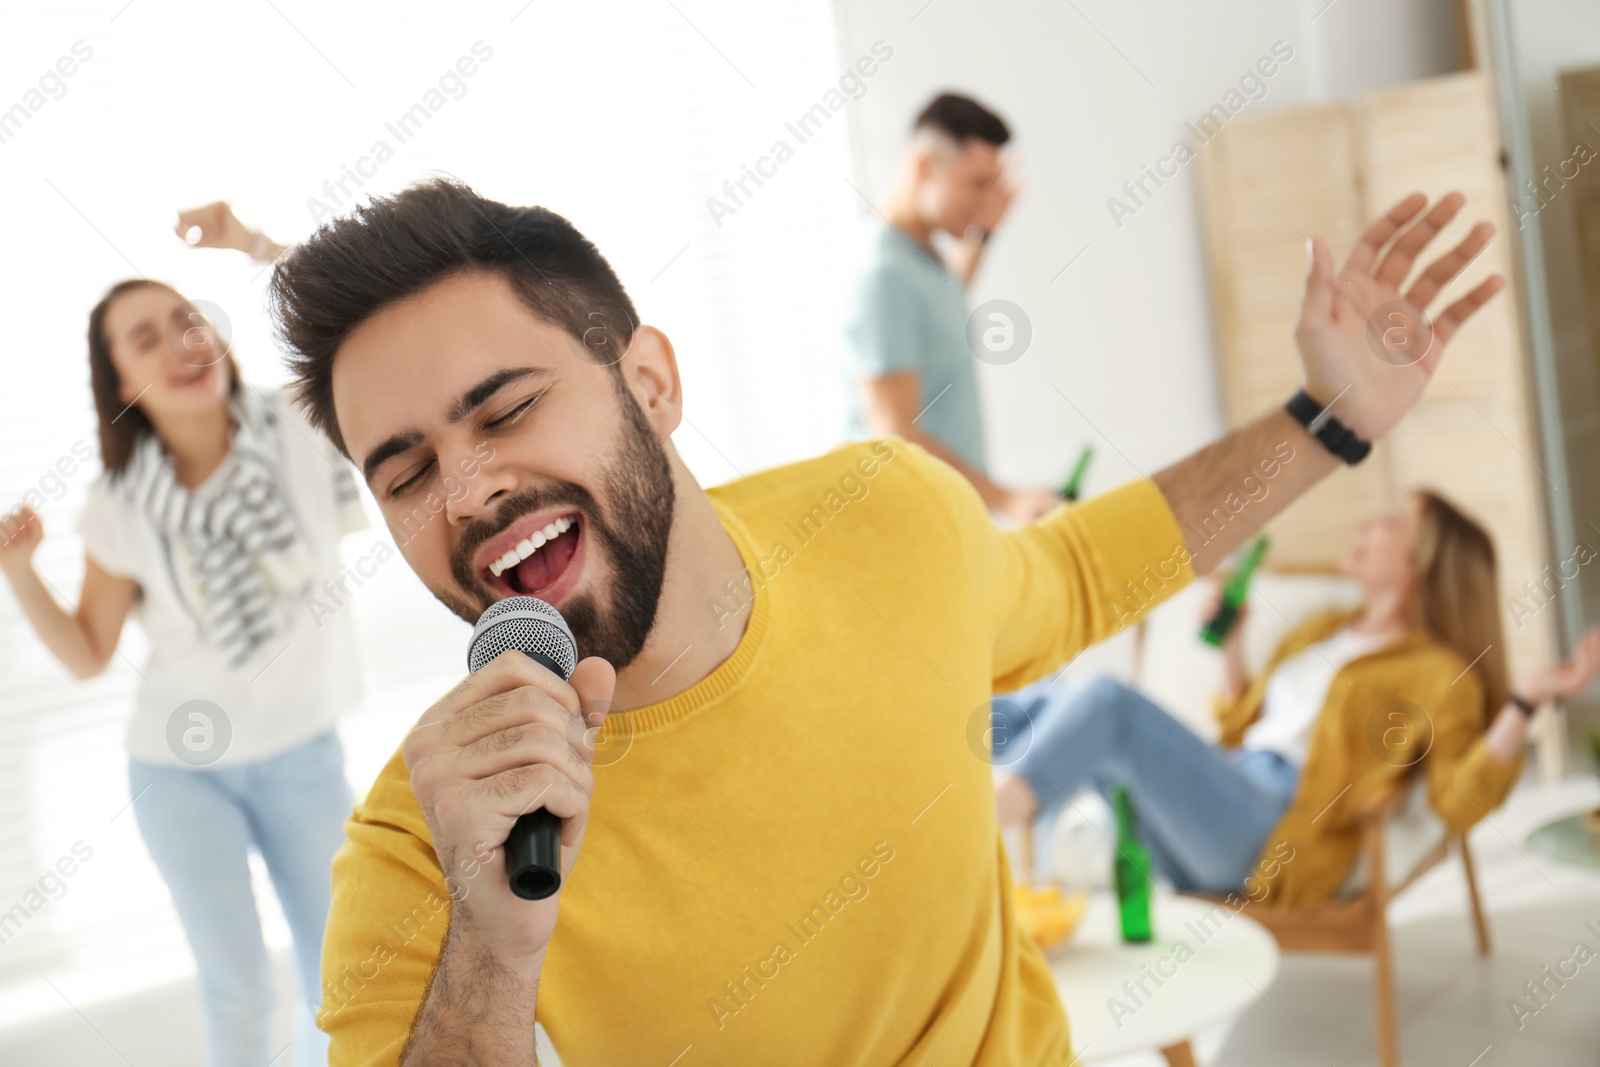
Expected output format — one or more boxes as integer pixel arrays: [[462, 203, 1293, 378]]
[[467, 595, 580, 901]]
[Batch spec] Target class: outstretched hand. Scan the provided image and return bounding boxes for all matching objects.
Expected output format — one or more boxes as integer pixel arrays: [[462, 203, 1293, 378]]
[[1523, 627, 1600, 706], [1294, 192, 1505, 442]]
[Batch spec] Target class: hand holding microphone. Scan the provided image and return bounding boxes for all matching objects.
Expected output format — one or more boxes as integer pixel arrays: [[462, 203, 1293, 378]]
[[403, 595, 613, 962]]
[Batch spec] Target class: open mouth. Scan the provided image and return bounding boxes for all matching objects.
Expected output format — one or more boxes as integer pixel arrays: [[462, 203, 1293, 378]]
[[480, 511, 584, 601], [171, 361, 212, 387]]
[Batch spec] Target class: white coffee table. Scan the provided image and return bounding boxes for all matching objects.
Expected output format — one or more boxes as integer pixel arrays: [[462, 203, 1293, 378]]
[[1045, 890, 1279, 1066]]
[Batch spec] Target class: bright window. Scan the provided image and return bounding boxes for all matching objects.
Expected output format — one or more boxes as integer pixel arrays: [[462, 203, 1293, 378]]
[[0, 0, 861, 1029]]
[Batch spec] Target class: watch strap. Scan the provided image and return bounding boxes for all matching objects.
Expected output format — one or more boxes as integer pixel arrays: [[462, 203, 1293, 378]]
[[1285, 388, 1371, 465]]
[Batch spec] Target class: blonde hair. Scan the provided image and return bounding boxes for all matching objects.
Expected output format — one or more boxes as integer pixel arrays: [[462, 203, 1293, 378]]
[[1410, 489, 1508, 718]]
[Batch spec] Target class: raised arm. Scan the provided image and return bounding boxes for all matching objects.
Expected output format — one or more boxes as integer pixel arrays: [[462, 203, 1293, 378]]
[[175, 200, 288, 264], [0, 506, 134, 678], [1153, 192, 1503, 574], [1480, 626, 1600, 763]]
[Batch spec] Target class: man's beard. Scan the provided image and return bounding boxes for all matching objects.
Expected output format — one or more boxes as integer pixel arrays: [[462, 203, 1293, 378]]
[[434, 385, 675, 670]]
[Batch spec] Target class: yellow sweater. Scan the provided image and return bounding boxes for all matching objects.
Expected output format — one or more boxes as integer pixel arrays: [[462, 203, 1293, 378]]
[[1215, 607, 1525, 909], [318, 438, 1194, 1066]]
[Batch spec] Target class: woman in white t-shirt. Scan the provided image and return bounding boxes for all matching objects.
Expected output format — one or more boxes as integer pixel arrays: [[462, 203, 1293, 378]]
[[990, 489, 1600, 908], [0, 209, 365, 1066]]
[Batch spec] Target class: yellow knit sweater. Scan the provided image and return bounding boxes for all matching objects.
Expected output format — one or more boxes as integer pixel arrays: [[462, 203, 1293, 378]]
[[318, 438, 1195, 1065], [1215, 607, 1525, 909]]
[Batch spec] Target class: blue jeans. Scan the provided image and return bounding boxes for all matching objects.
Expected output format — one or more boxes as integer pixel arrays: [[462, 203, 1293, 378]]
[[992, 675, 1299, 893], [129, 730, 353, 1067]]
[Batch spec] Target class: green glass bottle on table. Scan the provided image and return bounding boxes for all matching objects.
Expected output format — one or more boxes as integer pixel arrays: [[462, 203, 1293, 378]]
[[1061, 445, 1093, 502], [1111, 785, 1153, 943], [1200, 534, 1269, 647]]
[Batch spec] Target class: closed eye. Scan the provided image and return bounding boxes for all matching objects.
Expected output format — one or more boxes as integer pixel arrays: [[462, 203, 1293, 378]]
[[385, 386, 548, 499], [386, 458, 435, 499], [486, 387, 548, 430]]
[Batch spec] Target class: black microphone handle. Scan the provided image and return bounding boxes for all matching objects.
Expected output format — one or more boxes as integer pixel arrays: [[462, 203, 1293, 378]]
[[503, 648, 568, 901]]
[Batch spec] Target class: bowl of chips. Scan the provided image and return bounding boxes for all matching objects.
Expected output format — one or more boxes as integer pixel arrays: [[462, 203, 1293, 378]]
[[1013, 880, 1089, 951]]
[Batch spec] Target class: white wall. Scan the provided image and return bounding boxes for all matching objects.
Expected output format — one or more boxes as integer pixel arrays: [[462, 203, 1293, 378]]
[[831, 0, 1464, 497]]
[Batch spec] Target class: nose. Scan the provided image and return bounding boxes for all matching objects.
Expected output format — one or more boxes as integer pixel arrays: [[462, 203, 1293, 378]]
[[444, 441, 517, 526]]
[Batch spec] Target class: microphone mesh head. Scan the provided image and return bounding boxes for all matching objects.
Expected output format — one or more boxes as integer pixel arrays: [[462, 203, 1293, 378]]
[[467, 595, 578, 679]]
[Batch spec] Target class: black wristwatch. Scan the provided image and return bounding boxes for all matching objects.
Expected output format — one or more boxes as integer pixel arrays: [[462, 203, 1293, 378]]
[[1285, 388, 1371, 465], [1509, 692, 1537, 717]]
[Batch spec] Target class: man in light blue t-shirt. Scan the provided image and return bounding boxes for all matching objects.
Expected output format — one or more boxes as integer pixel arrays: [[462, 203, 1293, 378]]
[[843, 92, 1058, 525], [843, 93, 1094, 880]]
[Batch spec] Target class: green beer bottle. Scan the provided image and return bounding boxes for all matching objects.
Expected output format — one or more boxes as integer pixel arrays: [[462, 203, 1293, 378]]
[[1111, 785, 1153, 943], [1200, 535, 1268, 647], [1061, 445, 1094, 502]]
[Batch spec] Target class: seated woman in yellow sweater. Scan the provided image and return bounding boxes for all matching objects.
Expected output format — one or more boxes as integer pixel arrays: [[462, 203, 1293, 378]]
[[993, 489, 1600, 908]]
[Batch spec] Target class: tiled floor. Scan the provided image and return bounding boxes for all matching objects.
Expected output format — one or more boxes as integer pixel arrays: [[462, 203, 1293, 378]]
[[1099, 775, 1600, 1067], [2, 778, 1596, 1066]]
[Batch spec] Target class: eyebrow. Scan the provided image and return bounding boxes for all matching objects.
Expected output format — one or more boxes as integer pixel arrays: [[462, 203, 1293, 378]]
[[361, 430, 424, 484], [449, 366, 546, 424], [359, 366, 550, 485]]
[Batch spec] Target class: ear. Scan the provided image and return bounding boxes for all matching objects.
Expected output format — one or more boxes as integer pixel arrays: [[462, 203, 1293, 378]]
[[620, 326, 682, 439]]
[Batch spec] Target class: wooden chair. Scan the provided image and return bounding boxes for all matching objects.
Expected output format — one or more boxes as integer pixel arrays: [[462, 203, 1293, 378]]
[[1014, 575, 1498, 1064], [1199, 773, 1492, 1067], [1117, 568, 1497, 1064], [1014, 777, 1491, 1067]]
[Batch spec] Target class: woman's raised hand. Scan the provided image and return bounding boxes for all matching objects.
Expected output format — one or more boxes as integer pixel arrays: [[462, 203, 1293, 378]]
[[1522, 627, 1600, 705], [174, 201, 255, 253], [0, 505, 43, 576]]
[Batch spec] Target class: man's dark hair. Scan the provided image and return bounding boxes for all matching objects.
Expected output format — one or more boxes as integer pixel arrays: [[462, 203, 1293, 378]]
[[269, 177, 640, 457], [912, 92, 1010, 147]]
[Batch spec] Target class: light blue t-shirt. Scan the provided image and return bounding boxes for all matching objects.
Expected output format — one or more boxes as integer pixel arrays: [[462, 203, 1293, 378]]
[[842, 223, 987, 473]]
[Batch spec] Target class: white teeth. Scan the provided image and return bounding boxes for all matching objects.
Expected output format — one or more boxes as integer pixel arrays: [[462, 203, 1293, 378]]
[[487, 518, 574, 581]]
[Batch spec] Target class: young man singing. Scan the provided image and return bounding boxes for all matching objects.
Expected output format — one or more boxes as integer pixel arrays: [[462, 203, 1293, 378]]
[[268, 178, 1501, 1065]]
